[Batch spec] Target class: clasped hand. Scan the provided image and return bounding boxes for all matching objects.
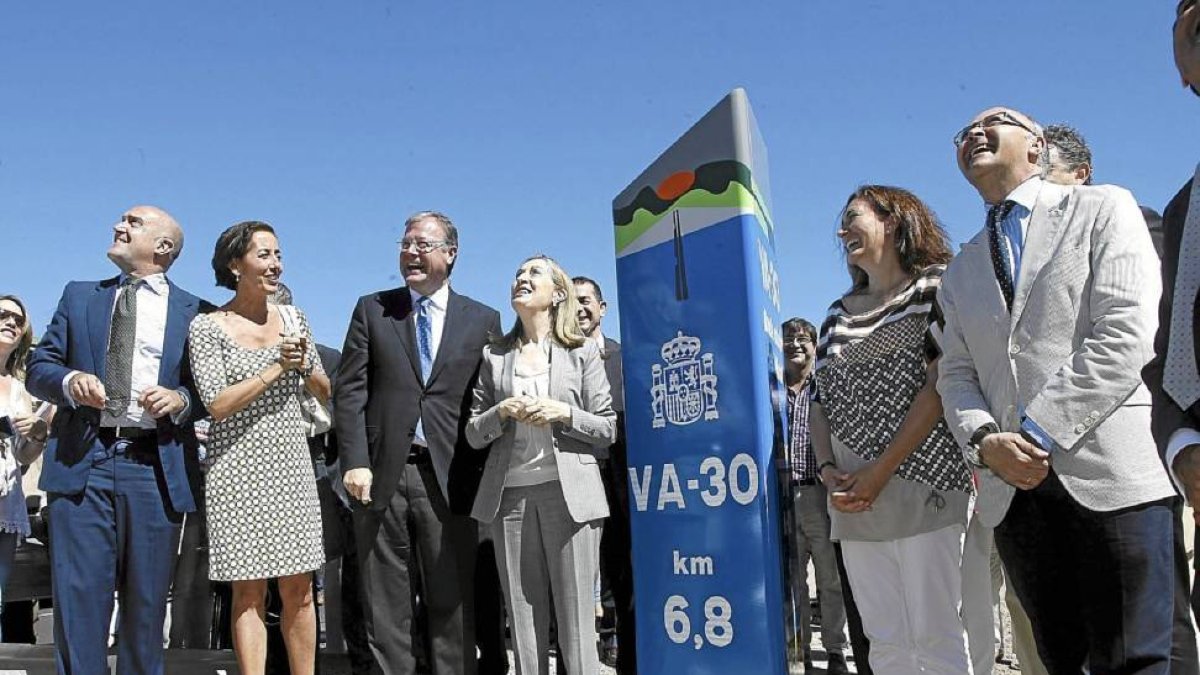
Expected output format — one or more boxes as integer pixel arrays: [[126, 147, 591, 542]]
[[821, 461, 888, 513], [10, 415, 47, 442], [498, 395, 571, 427], [278, 334, 307, 371], [979, 432, 1049, 490], [1173, 444, 1200, 525], [68, 373, 183, 419]]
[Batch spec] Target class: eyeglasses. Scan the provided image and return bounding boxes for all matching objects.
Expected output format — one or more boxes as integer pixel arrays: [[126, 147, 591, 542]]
[[397, 239, 450, 254], [952, 112, 1039, 148], [783, 336, 813, 347], [0, 309, 26, 328]]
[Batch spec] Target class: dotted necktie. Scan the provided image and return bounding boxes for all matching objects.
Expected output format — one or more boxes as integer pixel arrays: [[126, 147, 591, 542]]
[[103, 277, 139, 416], [415, 296, 433, 383], [987, 201, 1017, 311], [1165, 170, 1200, 409]]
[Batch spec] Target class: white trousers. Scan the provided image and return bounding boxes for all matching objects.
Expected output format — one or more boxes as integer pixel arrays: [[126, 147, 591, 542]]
[[842, 523, 972, 675]]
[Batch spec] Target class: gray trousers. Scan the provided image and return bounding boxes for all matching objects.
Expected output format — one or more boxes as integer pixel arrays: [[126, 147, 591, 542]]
[[792, 482, 848, 654], [491, 481, 602, 675]]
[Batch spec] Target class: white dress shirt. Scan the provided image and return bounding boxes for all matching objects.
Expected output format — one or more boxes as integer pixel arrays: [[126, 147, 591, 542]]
[[409, 284, 449, 369], [62, 273, 187, 429]]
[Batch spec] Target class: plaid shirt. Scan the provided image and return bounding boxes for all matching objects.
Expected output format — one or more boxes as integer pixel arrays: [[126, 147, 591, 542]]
[[786, 376, 818, 483]]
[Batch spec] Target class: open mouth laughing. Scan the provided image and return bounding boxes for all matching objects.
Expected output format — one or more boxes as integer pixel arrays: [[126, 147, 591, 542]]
[[512, 282, 534, 299]]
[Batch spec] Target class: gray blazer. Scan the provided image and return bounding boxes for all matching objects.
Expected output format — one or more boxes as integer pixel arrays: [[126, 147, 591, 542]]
[[466, 338, 616, 524], [937, 180, 1174, 526]]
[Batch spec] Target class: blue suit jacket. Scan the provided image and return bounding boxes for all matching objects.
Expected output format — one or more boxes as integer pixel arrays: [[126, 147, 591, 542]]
[[27, 276, 204, 513]]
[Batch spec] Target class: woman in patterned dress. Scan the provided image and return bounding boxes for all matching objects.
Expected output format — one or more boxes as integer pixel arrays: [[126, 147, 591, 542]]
[[188, 221, 329, 675], [809, 186, 974, 674]]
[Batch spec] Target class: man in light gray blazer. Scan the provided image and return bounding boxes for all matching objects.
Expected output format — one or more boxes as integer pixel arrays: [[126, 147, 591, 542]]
[[936, 105, 1176, 674]]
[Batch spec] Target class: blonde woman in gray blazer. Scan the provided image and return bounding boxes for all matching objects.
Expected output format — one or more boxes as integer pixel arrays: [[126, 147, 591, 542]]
[[466, 254, 616, 675]]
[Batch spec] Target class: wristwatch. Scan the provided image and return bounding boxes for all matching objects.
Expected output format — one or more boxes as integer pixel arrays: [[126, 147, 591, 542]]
[[964, 422, 999, 468]]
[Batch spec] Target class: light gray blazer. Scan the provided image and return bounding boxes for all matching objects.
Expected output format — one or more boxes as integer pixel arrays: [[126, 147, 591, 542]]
[[937, 180, 1174, 527], [466, 338, 616, 524]]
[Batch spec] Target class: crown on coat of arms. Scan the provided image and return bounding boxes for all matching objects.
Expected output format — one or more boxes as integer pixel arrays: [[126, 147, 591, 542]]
[[661, 331, 702, 364]]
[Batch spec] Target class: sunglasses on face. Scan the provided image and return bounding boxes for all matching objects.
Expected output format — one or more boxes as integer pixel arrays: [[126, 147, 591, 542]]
[[0, 309, 26, 328]]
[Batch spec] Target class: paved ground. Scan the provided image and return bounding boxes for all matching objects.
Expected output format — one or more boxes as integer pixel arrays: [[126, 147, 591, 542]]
[[25, 596, 1019, 674]]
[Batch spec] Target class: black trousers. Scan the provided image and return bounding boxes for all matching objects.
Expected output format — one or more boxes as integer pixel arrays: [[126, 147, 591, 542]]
[[474, 534, 508, 675], [169, 482, 217, 649], [1194, 526, 1200, 650], [1170, 498, 1199, 675], [599, 445, 636, 675], [996, 471, 1173, 675], [833, 543, 872, 675], [354, 459, 479, 675]]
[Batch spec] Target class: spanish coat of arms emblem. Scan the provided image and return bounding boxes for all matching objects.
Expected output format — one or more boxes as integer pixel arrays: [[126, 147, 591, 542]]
[[650, 331, 719, 428]]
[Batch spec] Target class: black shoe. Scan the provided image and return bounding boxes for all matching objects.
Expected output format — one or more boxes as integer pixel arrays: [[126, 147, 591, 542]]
[[827, 652, 850, 675]]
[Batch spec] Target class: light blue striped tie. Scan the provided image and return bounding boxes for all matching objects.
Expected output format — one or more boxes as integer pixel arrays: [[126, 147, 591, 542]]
[[414, 296, 433, 445], [416, 296, 433, 382]]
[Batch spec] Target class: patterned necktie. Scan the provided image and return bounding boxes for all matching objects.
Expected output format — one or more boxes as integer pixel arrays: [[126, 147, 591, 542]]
[[1165, 169, 1200, 409], [987, 200, 1017, 311], [104, 277, 139, 416], [415, 296, 433, 383]]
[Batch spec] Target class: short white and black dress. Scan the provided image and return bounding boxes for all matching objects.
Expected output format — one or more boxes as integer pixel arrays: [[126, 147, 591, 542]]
[[188, 309, 326, 581]]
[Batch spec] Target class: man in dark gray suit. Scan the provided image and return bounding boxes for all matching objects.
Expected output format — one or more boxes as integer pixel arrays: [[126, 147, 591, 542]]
[[938, 106, 1175, 672], [335, 211, 501, 675], [1147, 0, 1200, 633], [572, 275, 634, 674]]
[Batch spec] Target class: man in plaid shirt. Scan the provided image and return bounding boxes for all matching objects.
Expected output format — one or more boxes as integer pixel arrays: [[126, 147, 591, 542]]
[[782, 317, 851, 674]]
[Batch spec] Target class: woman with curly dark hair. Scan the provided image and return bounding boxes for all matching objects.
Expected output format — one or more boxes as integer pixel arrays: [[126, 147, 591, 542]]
[[809, 186, 974, 674]]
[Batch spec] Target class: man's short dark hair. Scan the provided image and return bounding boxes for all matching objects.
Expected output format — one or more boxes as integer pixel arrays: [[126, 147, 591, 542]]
[[1044, 124, 1093, 185], [782, 317, 816, 343], [572, 276, 604, 303], [212, 220, 276, 290], [1141, 205, 1165, 259]]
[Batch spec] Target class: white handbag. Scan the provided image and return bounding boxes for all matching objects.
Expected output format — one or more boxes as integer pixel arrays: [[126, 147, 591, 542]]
[[278, 305, 332, 437]]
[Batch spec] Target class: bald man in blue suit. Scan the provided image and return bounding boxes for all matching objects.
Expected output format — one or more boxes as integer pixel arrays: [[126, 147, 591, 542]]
[[28, 205, 205, 675]]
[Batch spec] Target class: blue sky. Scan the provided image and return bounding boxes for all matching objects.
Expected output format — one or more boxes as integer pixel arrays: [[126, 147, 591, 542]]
[[2, 2, 1194, 347]]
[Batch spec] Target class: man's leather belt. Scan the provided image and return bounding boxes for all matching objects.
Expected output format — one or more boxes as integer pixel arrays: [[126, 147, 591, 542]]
[[407, 444, 431, 465], [794, 477, 820, 487], [99, 426, 156, 442]]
